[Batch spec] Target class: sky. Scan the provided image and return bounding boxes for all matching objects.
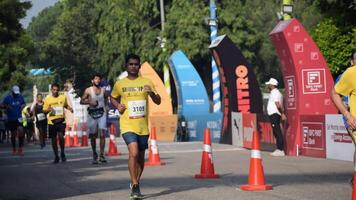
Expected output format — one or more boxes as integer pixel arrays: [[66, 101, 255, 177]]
[[20, 0, 58, 28]]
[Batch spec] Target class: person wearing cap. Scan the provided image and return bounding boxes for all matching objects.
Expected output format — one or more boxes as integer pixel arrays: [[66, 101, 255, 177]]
[[266, 78, 286, 157], [0, 85, 26, 155]]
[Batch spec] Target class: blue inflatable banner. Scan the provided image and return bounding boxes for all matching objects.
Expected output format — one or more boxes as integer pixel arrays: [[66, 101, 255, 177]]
[[169, 50, 221, 142], [168, 50, 210, 116]]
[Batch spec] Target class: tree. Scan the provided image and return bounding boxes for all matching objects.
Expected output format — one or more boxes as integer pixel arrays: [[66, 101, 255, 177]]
[[310, 0, 356, 76], [96, 0, 161, 80], [26, 2, 63, 67], [40, 0, 100, 95], [0, 0, 33, 92]]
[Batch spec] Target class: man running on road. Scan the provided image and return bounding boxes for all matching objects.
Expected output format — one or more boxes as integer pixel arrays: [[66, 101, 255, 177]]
[[1, 85, 25, 155], [43, 83, 73, 163], [111, 54, 161, 199], [80, 73, 108, 164]]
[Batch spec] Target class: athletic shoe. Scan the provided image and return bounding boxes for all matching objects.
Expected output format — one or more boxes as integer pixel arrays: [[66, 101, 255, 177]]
[[61, 153, 67, 162], [130, 184, 143, 199], [17, 148, 24, 156], [53, 156, 60, 164], [99, 154, 107, 163], [270, 149, 285, 157], [92, 152, 98, 164]]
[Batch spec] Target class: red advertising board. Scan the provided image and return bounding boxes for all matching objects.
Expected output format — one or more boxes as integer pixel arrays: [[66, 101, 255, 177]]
[[270, 19, 337, 156], [242, 113, 256, 149], [300, 115, 326, 158]]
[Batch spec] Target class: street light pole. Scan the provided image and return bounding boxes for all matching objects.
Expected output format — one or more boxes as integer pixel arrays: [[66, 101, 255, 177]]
[[209, 0, 221, 113], [160, 0, 165, 31], [160, 0, 171, 97]]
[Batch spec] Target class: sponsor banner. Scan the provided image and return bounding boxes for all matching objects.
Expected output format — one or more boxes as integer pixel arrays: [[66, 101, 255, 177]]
[[270, 19, 337, 155], [300, 115, 326, 158], [326, 114, 354, 161], [185, 113, 223, 143], [231, 112, 243, 147], [168, 50, 210, 116], [242, 113, 257, 149], [149, 115, 178, 142], [209, 35, 263, 144]]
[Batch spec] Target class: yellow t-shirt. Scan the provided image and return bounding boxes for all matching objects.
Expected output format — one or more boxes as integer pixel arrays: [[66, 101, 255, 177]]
[[43, 95, 68, 125], [335, 65, 356, 134], [111, 76, 156, 135]]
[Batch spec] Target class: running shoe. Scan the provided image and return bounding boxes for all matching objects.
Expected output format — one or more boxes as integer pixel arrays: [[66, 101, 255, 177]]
[[61, 153, 66, 162], [99, 154, 107, 163], [53, 156, 60, 164], [130, 184, 143, 199], [12, 149, 16, 155], [92, 152, 98, 164], [17, 148, 24, 156]]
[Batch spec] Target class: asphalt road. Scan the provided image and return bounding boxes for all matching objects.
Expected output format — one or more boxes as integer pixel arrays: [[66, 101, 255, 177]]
[[0, 138, 353, 200]]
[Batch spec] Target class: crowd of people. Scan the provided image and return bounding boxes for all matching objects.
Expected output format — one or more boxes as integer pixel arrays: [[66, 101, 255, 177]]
[[0, 54, 161, 199]]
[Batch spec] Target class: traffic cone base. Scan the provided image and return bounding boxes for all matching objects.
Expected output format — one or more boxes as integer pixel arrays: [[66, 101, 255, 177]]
[[145, 160, 165, 166], [240, 184, 272, 191], [194, 174, 219, 179]]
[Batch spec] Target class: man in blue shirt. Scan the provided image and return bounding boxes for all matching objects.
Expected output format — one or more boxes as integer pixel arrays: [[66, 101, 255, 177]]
[[1, 85, 25, 155]]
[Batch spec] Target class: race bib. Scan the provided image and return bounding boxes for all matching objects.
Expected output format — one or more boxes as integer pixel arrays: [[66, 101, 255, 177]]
[[53, 106, 64, 116], [37, 113, 46, 121], [128, 100, 146, 119]]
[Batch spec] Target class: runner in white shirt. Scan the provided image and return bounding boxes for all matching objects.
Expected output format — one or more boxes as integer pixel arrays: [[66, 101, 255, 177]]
[[80, 73, 108, 164], [266, 78, 286, 157]]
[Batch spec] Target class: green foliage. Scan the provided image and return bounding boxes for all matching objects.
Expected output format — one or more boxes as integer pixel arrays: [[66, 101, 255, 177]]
[[39, 0, 100, 95], [311, 18, 356, 76], [96, 0, 160, 80], [20, 0, 356, 95], [0, 0, 33, 93]]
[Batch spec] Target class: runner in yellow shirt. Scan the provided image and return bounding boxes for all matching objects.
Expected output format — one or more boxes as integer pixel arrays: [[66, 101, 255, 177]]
[[43, 83, 73, 163], [111, 54, 161, 199], [331, 52, 356, 184]]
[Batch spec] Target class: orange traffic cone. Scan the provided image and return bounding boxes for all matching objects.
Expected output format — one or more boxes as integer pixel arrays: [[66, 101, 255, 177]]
[[71, 123, 80, 147], [64, 124, 71, 147], [194, 128, 219, 179], [106, 123, 120, 156], [352, 169, 356, 200], [145, 127, 165, 166], [81, 123, 88, 147], [240, 129, 272, 191]]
